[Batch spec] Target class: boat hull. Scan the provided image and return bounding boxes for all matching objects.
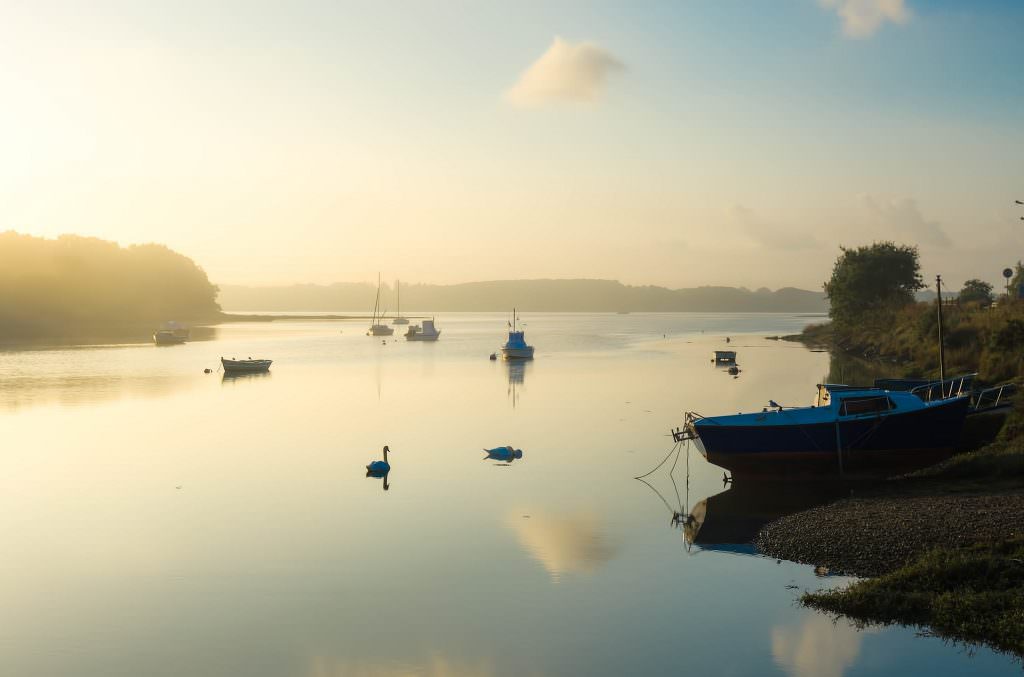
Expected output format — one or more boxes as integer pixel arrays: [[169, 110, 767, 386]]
[[501, 347, 534, 359], [153, 332, 187, 345], [406, 333, 440, 341], [694, 396, 970, 479], [367, 325, 394, 336], [221, 359, 272, 373]]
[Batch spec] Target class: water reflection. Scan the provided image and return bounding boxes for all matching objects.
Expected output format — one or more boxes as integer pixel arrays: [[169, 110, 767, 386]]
[[0, 369, 194, 410], [505, 359, 529, 408], [365, 471, 390, 491], [772, 615, 876, 677], [505, 510, 618, 581], [637, 444, 845, 555], [305, 653, 496, 677], [221, 370, 273, 385], [684, 482, 847, 554]]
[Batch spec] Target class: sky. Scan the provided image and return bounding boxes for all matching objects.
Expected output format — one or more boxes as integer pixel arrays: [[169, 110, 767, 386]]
[[1, 0, 1022, 291]]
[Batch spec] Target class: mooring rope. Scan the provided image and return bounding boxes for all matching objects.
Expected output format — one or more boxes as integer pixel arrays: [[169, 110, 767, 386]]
[[634, 440, 681, 480]]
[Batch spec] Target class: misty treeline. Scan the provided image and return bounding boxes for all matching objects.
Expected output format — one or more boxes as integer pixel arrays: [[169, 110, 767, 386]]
[[0, 232, 221, 338], [218, 279, 828, 313]]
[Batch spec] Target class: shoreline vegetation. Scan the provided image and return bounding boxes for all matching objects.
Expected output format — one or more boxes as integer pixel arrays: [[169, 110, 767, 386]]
[[764, 243, 1024, 658], [0, 232, 221, 341], [0, 233, 428, 345]]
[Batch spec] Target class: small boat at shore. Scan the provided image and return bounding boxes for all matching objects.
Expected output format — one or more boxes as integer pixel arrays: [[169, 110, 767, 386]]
[[674, 383, 971, 479], [153, 322, 189, 345], [500, 309, 534, 360], [221, 357, 272, 373], [405, 318, 441, 341], [712, 350, 736, 364]]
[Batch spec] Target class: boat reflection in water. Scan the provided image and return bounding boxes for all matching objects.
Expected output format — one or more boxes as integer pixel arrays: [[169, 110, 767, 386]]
[[221, 370, 273, 384], [506, 359, 530, 408], [638, 443, 845, 555], [682, 482, 846, 555]]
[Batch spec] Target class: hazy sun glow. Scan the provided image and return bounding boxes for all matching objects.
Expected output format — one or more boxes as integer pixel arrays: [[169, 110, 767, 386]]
[[1, 1, 1022, 290]]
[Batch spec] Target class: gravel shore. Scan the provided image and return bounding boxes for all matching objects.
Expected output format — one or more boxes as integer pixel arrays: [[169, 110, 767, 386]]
[[756, 491, 1024, 577]]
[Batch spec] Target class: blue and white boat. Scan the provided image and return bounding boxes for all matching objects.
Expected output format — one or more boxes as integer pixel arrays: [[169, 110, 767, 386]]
[[675, 383, 971, 479], [500, 309, 534, 360]]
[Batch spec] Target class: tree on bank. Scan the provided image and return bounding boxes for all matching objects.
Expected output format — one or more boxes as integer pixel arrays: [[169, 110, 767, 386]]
[[959, 279, 994, 306], [824, 242, 924, 336]]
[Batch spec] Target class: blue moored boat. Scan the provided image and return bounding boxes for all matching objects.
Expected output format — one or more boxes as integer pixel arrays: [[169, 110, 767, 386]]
[[500, 308, 534, 360], [675, 383, 971, 479]]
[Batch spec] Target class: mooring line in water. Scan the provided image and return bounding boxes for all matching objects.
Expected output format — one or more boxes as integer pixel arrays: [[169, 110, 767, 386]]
[[635, 476, 676, 515], [634, 440, 681, 480]]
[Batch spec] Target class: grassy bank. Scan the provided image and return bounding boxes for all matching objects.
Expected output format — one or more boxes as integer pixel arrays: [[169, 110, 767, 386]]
[[804, 539, 1024, 657], [794, 300, 1024, 384]]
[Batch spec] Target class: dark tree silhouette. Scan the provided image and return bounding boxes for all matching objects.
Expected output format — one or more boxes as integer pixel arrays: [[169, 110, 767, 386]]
[[0, 232, 221, 338]]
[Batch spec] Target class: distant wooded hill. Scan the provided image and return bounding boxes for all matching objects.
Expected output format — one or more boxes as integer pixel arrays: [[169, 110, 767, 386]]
[[218, 279, 828, 313], [0, 232, 221, 338]]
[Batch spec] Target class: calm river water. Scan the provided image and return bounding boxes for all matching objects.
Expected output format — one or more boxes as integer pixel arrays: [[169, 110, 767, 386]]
[[0, 313, 1017, 676]]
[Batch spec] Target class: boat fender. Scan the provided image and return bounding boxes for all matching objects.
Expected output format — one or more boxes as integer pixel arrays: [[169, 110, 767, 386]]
[[204, 368, 211, 374]]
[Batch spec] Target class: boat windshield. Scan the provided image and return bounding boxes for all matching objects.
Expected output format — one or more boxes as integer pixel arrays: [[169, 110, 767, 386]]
[[839, 396, 894, 416]]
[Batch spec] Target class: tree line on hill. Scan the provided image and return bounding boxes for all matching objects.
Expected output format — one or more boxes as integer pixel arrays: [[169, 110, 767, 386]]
[[0, 232, 221, 339], [217, 280, 828, 313]]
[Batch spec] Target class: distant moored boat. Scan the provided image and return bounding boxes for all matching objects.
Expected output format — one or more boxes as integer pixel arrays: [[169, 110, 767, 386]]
[[405, 318, 441, 341], [500, 309, 534, 360], [368, 273, 395, 336], [153, 321, 189, 345], [221, 357, 272, 373], [392, 280, 409, 325]]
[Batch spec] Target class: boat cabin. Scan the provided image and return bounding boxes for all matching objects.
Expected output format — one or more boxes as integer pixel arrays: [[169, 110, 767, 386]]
[[713, 350, 737, 363]]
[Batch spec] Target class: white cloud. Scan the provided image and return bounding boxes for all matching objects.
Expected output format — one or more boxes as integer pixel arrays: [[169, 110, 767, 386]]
[[505, 36, 623, 107], [860, 195, 951, 247], [819, 0, 911, 39]]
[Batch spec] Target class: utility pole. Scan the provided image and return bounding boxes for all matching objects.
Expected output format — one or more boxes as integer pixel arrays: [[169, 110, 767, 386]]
[[936, 275, 946, 384]]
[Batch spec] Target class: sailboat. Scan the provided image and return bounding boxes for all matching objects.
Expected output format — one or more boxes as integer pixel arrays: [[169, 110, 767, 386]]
[[367, 274, 394, 336], [392, 279, 409, 325]]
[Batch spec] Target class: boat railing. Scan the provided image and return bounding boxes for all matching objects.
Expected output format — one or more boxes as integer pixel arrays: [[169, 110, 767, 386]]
[[910, 373, 977, 402], [971, 383, 1018, 412]]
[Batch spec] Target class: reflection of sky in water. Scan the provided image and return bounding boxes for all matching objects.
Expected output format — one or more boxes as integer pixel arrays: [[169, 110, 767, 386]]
[[0, 313, 1017, 676], [773, 615, 878, 677], [506, 509, 618, 581]]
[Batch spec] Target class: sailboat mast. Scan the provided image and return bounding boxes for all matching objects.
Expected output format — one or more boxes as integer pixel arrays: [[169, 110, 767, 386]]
[[373, 273, 381, 324]]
